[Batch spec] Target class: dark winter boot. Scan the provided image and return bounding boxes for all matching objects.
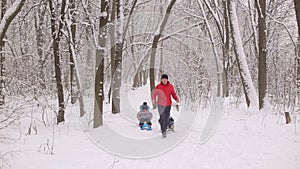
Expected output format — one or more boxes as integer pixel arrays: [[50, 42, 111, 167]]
[[168, 117, 175, 130], [139, 123, 143, 129], [162, 131, 167, 138], [147, 122, 152, 130]]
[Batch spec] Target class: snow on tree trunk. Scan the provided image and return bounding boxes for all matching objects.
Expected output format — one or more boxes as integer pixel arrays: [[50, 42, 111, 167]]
[[112, 0, 137, 113], [94, 0, 109, 127], [255, 0, 267, 110], [69, 0, 77, 104], [0, 0, 25, 106], [248, 0, 259, 56], [228, 0, 258, 109], [64, 3, 86, 118], [223, 0, 230, 97], [112, 0, 124, 114], [49, 0, 66, 124], [108, 0, 116, 104]]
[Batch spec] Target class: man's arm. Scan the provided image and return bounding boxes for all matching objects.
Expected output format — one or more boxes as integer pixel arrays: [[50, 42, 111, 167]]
[[171, 85, 179, 102], [152, 88, 157, 100]]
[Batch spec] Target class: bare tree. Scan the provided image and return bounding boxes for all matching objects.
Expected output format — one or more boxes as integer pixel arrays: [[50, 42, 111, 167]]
[[228, 0, 258, 108], [294, 0, 300, 101], [34, 1, 47, 90], [111, 0, 123, 114], [49, 0, 66, 124], [94, 0, 109, 127], [255, 0, 267, 109], [108, 0, 116, 105], [65, 1, 86, 117], [197, 0, 229, 97], [111, 0, 137, 113], [149, 0, 176, 106], [0, 0, 6, 106], [69, 0, 76, 104], [0, 0, 25, 106], [197, 0, 222, 97], [223, 0, 230, 97]]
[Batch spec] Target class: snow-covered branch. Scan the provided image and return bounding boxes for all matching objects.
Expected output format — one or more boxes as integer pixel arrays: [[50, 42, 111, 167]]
[[0, 0, 25, 45]]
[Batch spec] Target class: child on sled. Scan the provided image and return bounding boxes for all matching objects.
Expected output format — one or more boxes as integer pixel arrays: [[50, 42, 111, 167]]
[[137, 102, 153, 130]]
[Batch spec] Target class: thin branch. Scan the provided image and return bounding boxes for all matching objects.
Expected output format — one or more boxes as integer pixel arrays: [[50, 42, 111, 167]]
[[266, 13, 297, 50]]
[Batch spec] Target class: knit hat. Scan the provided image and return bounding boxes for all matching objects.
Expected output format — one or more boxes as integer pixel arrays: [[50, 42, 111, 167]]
[[161, 74, 168, 79], [142, 104, 148, 110]]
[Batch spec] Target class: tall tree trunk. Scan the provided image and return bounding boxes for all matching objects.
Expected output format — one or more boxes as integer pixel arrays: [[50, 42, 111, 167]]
[[202, 0, 227, 97], [0, 0, 25, 106], [198, 0, 222, 97], [249, 0, 259, 56], [228, 0, 258, 108], [112, 0, 123, 114], [223, 0, 230, 97], [94, 0, 109, 128], [294, 0, 300, 103], [108, 0, 116, 104], [65, 1, 86, 117], [112, 0, 122, 114], [150, 0, 176, 108], [159, 0, 163, 81], [34, 2, 46, 89], [0, 0, 6, 106], [69, 0, 77, 104], [143, 69, 147, 86], [49, 0, 66, 124], [112, 0, 137, 113], [128, 1, 141, 90], [255, 0, 267, 109]]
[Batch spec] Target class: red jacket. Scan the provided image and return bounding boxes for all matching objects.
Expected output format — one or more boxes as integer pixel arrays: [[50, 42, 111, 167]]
[[152, 81, 179, 106]]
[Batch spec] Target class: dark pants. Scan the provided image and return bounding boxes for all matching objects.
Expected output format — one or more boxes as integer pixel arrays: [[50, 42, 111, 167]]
[[158, 105, 171, 132]]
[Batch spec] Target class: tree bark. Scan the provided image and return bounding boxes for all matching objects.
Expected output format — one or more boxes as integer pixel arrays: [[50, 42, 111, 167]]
[[108, 0, 116, 104], [223, 0, 230, 97], [228, 0, 258, 108], [64, 1, 86, 117], [112, 0, 137, 113], [49, 0, 66, 124], [112, 0, 123, 114], [284, 112, 291, 124], [69, 0, 77, 104], [94, 0, 109, 128], [0, 0, 6, 106], [255, 0, 267, 109]]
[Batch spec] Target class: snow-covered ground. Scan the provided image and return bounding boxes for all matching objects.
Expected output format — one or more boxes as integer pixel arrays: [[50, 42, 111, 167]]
[[1, 85, 300, 169]]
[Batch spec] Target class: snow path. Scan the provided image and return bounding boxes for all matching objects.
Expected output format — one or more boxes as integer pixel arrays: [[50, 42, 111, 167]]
[[3, 85, 300, 169], [8, 108, 300, 169]]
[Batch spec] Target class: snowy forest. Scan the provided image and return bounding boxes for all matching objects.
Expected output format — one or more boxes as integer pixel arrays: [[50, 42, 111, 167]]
[[1, 0, 300, 168]]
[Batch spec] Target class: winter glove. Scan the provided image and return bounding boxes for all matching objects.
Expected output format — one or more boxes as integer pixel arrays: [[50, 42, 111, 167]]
[[176, 102, 180, 111]]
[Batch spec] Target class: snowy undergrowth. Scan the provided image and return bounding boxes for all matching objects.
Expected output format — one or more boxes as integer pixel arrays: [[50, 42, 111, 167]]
[[1, 86, 300, 169]]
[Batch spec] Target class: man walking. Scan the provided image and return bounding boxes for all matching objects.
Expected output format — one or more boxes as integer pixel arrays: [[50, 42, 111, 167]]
[[152, 74, 179, 138]]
